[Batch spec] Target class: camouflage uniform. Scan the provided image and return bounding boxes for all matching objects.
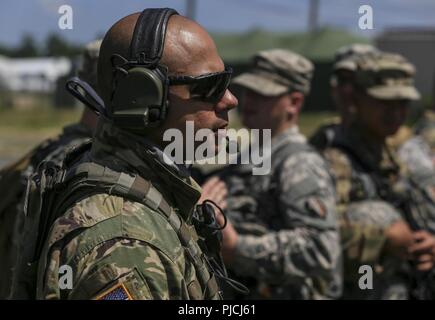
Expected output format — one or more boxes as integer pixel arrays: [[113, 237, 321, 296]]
[[321, 52, 435, 299], [222, 49, 342, 300], [415, 110, 435, 153], [323, 125, 416, 299], [398, 135, 433, 175], [10, 18, 223, 298], [339, 200, 408, 299], [0, 40, 101, 299], [398, 110, 435, 175], [35, 119, 221, 300]]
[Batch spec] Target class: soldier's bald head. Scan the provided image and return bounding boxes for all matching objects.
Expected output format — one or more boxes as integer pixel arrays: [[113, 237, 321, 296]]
[[97, 12, 223, 105]]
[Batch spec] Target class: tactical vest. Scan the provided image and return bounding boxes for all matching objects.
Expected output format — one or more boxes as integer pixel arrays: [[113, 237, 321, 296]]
[[0, 135, 61, 230], [12, 143, 222, 300], [332, 142, 435, 232], [328, 142, 435, 298], [225, 139, 314, 233], [264, 140, 316, 229], [224, 139, 327, 299], [0, 129, 91, 299]]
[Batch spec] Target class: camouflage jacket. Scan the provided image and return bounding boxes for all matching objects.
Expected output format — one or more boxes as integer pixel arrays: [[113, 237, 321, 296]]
[[220, 126, 342, 300], [323, 124, 435, 231], [398, 135, 433, 176], [397, 110, 435, 175], [35, 120, 221, 300], [0, 123, 92, 299], [415, 110, 435, 153], [322, 124, 435, 299]]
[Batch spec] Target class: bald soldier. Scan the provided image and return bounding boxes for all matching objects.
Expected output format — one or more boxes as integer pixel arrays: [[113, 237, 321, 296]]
[[218, 49, 342, 299], [12, 8, 237, 300], [0, 39, 100, 299]]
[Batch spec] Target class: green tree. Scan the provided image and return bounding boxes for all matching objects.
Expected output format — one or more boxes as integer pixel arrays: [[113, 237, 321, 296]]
[[14, 34, 39, 57], [45, 33, 80, 57]]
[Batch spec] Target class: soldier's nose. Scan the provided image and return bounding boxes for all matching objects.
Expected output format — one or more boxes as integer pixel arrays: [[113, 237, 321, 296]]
[[216, 89, 238, 113]]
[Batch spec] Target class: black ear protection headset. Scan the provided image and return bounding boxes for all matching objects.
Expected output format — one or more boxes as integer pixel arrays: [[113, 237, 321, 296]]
[[110, 8, 179, 130]]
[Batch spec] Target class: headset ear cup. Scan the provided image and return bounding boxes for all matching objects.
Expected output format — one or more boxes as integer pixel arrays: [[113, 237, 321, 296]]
[[111, 67, 166, 129], [148, 108, 161, 122]]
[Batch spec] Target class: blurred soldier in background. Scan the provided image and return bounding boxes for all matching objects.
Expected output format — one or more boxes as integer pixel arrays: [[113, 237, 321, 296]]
[[0, 39, 100, 299], [398, 96, 435, 174], [310, 43, 432, 176], [319, 51, 435, 299], [397, 123, 434, 175], [309, 43, 379, 150], [218, 49, 342, 299]]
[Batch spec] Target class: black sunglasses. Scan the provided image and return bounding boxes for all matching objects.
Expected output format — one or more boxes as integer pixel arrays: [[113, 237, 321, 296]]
[[168, 66, 233, 104]]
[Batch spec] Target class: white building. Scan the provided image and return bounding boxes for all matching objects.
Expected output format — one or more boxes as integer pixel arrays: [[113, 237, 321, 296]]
[[0, 56, 71, 92]]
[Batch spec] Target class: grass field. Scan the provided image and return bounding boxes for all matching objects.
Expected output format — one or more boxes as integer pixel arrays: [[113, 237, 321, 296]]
[[0, 107, 82, 164], [0, 106, 336, 165]]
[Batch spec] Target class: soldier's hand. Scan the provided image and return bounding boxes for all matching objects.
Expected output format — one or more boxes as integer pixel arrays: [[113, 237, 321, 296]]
[[409, 230, 435, 271], [212, 200, 239, 265], [199, 177, 239, 263], [384, 221, 414, 259], [198, 176, 227, 210]]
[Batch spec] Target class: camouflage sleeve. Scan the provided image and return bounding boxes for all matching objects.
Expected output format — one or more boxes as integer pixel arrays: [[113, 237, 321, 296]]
[[39, 235, 195, 300], [340, 200, 401, 269], [398, 136, 433, 175], [345, 200, 402, 227], [62, 238, 190, 300], [230, 152, 341, 286], [220, 167, 269, 235], [37, 195, 201, 300]]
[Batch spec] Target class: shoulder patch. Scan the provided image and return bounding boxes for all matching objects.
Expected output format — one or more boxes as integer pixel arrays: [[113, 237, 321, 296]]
[[305, 197, 327, 218], [95, 283, 132, 300]]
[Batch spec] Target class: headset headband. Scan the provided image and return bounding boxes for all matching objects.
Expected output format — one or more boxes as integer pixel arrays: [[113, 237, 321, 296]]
[[129, 8, 179, 67]]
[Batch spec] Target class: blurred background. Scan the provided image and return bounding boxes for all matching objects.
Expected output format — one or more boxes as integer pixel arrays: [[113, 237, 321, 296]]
[[0, 0, 434, 166]]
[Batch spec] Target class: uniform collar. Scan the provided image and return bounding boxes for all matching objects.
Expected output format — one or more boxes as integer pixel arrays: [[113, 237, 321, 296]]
[[272, 125, 306, 152], [89, 119, 201, 221], [336, 124, 404, 176]]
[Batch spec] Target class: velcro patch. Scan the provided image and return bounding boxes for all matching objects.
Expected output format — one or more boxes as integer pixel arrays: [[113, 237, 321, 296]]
[[306, 197, 327, 218], [95, 283, 132, 300]]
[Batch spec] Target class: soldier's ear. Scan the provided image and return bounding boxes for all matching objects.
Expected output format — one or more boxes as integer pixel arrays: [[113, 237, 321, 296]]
[[286, 91, 304, 114]]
